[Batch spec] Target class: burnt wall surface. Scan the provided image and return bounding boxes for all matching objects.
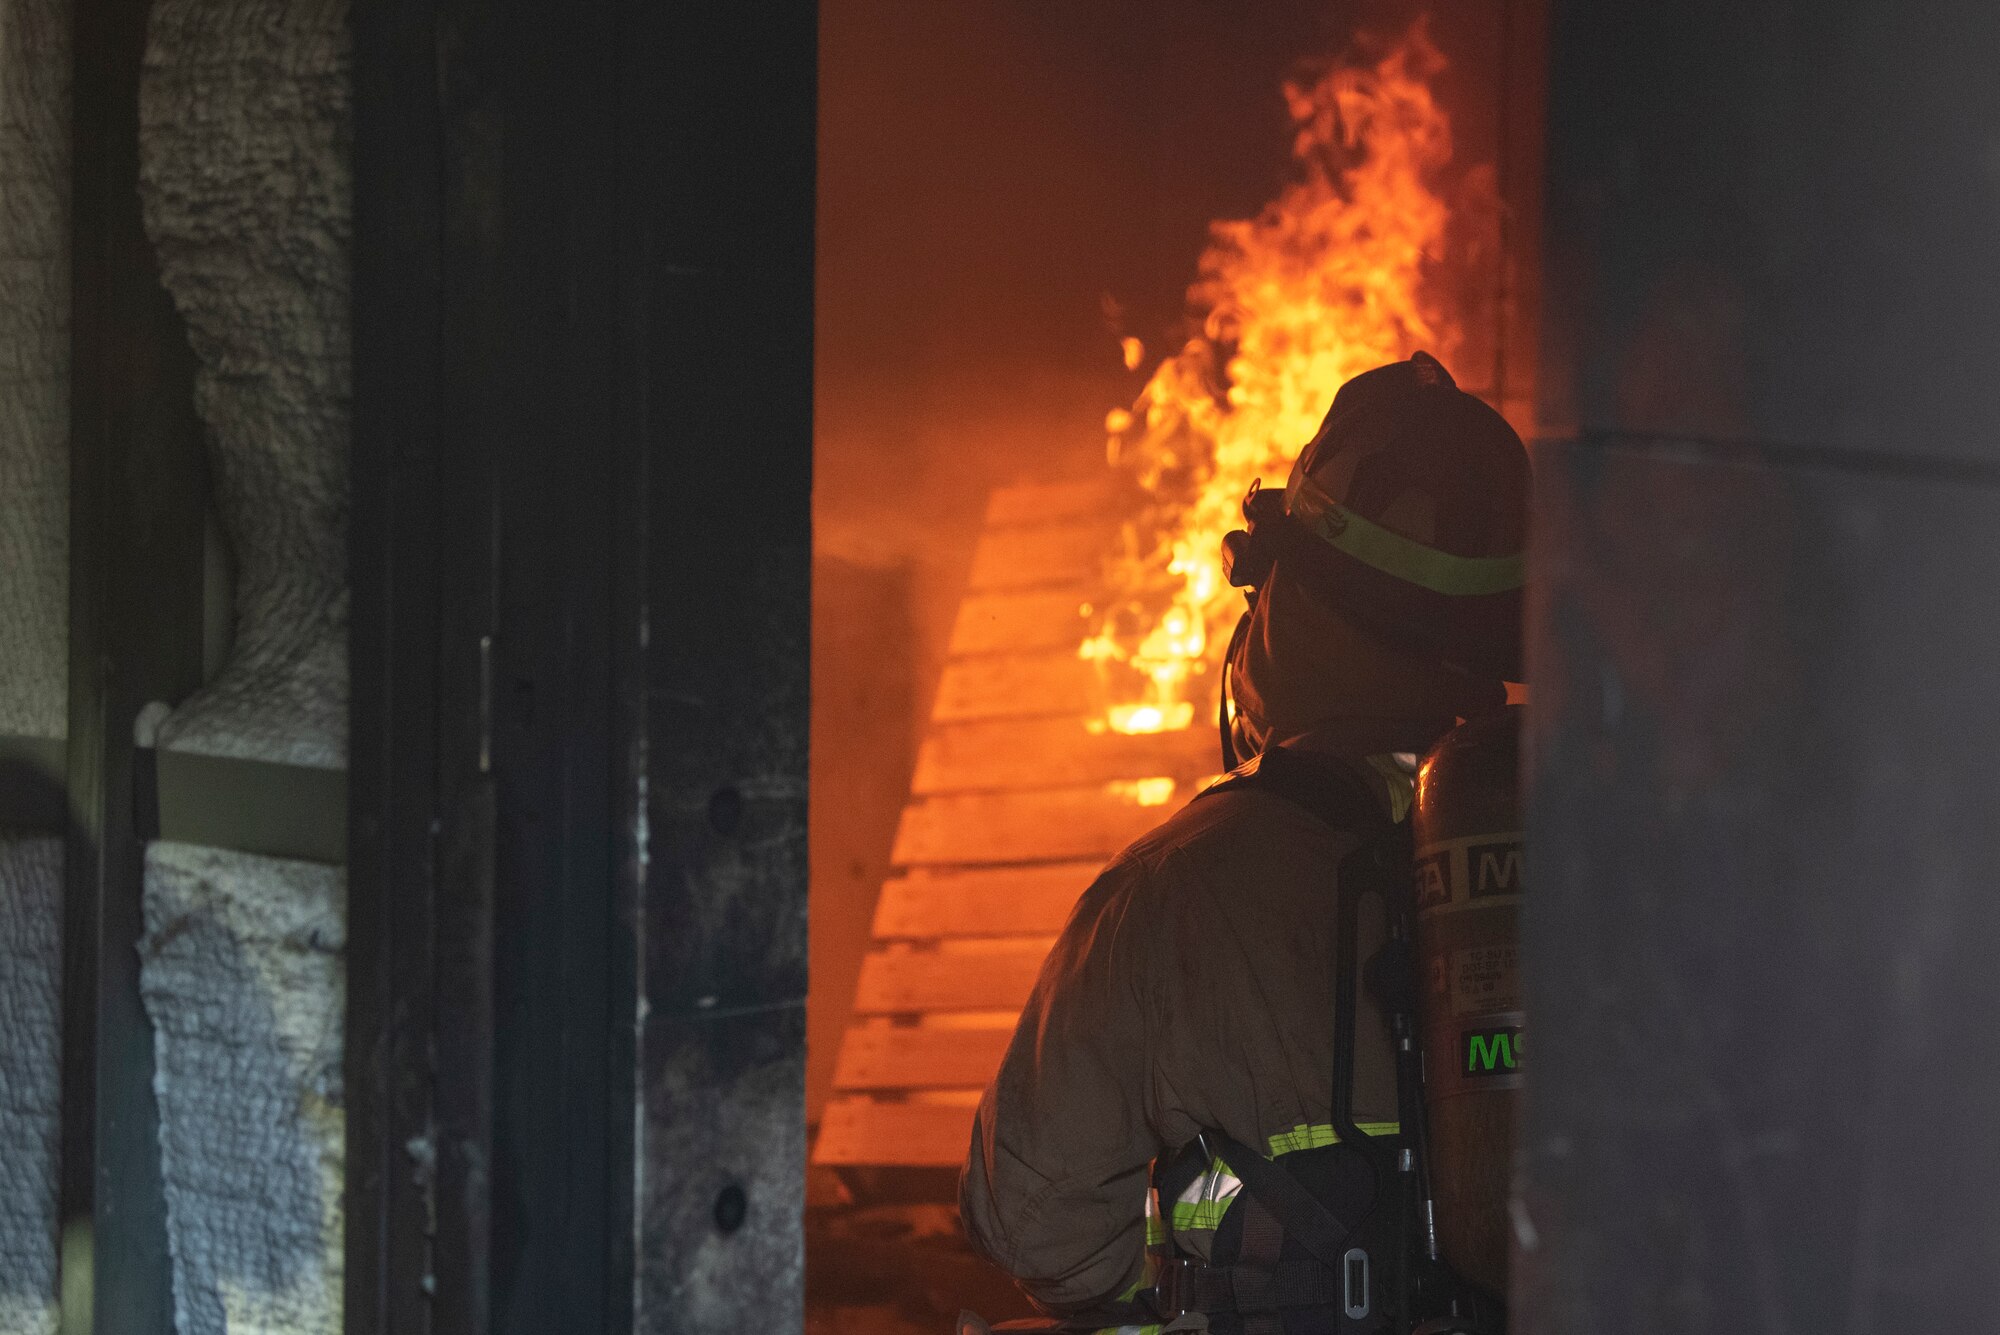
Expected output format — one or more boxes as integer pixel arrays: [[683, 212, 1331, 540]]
[[635, 3, 814, 1326], [346, 2, 814, 1330], [0, 0, 68, 1330], [1525, 3, 2000, 1331]]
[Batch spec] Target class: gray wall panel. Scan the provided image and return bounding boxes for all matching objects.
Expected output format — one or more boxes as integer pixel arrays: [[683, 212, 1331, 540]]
[[1524, 436, 2000, 1331], [1542, 2, 2000, 462]]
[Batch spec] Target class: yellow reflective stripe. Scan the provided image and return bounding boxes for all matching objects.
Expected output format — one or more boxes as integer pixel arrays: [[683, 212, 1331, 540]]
[[1171, 1199, 1232, 1232], [1144, 1215, 1167, 1247], [1292, 480, 1524, 596], [1266, 1121, 1400, 1156]]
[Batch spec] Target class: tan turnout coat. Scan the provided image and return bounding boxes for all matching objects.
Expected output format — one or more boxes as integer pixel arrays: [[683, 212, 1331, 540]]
[[959, 744, 1416, 1318]]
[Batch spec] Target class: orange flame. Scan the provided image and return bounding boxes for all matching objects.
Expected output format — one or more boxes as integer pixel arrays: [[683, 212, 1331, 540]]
[[1082, 23, 1460, 734], [1106, 776, 1179, 808]]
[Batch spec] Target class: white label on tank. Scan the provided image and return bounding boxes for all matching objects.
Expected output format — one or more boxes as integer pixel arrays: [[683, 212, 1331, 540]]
[[1450, 943, 1521, 1017]]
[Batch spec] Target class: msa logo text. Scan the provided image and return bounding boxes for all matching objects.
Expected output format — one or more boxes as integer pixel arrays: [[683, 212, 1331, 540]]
[[1468, 840, 1524, 898], [1462, 1026, 1523, 1077], [1414, 852, 1450, 910]]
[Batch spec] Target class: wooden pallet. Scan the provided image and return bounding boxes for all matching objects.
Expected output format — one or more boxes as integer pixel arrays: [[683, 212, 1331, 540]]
[[815, 479, 1213, 1171]]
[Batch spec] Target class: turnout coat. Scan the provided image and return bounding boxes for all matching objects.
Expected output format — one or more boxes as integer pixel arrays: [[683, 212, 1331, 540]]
[[959, 735, 1429, 1321]]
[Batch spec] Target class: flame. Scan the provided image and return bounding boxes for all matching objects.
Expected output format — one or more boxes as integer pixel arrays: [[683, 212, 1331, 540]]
[[1081, 23, 1460, 735], [1107, 776, 1179, 807]]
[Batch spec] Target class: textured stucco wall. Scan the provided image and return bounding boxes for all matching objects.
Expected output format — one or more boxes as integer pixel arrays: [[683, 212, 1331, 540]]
[[139, 844, 344, 1335], [139, 0, 350, 772], [0, 0, 69, 1330], [135, 3, 351, 1331], [0, 0, 69, 743], [0, 839, 63, 1335]]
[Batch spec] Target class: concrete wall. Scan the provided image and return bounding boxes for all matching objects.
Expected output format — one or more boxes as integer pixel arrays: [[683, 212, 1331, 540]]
[[1524, 2, 2000, 1329], [135, 1, 350, 1330], [0, 0, 69, 1329]]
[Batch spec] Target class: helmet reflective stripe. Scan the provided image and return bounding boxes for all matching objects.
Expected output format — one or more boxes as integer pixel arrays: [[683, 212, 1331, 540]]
[[1291, 477, 1525, 597]]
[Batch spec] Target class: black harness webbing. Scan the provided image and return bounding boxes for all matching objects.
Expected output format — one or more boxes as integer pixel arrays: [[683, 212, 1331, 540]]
[[1207, 1132, 1363, 1272]]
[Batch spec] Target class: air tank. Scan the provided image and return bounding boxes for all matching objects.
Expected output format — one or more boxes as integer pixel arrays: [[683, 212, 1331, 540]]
[[1411, 704, 1523, 1298]]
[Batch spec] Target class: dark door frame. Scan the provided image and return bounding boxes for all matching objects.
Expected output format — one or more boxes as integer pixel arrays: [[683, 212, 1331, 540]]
[[347, 4, 816, 1332]]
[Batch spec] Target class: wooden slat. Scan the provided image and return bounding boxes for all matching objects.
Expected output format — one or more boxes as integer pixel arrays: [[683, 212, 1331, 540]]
[[871, 862, 1103, 938], [832, 1022, 1015, 1091], [947, 589, 1092, 656], [892, 784, 1176, 866], [967, 520, 1115, 592], [983, 478, 1120, 528], [932, 652, 1097, 722], [814, 1096, 977, 1167], [913, 714, 1209, 794], [853, 939, 1055, 1014]]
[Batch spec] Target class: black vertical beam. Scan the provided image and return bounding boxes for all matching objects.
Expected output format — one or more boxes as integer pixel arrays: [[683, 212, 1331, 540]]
[[351, 0, 816, 1326], [425, 6, 503, 1328], [346, 0, 446, 1327], [482, 5, 620, 1332], [349, 3, 639, 1331], [63, 0, 207, 1327], [632, 3, 817, 1329], [348, 0, 504, 1328]]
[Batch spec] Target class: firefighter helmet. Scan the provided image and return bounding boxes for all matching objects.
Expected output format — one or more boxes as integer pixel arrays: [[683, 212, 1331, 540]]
[[1227, 351, 1529, 683]]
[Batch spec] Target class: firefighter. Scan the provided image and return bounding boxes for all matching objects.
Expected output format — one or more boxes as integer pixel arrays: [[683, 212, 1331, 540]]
[[959, 352, 1528, 1334]]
